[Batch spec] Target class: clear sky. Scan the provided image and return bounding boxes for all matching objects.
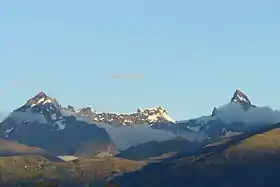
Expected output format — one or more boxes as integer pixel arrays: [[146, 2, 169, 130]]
[[0, 0, 280, 120]]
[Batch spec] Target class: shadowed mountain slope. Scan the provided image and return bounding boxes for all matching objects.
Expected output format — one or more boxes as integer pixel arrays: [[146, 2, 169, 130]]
[[109, 122, 280, 187]]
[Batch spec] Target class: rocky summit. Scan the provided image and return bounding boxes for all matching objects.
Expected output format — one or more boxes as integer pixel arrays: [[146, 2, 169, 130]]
[[63, 104, 176, 126], [7, 91, 175, 127]]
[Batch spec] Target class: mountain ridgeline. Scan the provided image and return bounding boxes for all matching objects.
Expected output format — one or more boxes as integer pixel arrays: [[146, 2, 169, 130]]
[[1, 89, 280, 186]]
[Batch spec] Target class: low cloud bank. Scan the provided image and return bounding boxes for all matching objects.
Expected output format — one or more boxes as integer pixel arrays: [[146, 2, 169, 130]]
[[96, 123, 176, 150], [216, 102, 280, 126]]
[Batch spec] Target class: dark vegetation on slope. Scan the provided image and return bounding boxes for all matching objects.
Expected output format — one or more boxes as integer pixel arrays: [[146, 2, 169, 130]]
[[0, 154, 146, 187], [108, 122, 280, 187], [0, 139, 62, 162], [4, 123, 280, 187], [117, 137, 201, 160]]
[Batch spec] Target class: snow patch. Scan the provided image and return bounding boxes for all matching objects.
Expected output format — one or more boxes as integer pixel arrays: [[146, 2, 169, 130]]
[[4, 127, 14, 137], [236, 94, 248, 103], [37, 97, 45, 104], [51, 114, 57, 120], [4, 127, 14, 133], [53, 120, 66, 131], [43, 99, 52, 105]]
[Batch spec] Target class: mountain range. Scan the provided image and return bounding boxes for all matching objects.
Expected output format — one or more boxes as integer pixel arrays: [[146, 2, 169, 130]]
[[1, 89, 280, 152], [0, 91, 178, 152], [166, 89, 280, 139], [1, 89, 280, 186]]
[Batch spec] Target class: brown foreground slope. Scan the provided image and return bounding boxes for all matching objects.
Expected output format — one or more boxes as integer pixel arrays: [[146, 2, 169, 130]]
[[0, 139, 62, 162], [109, 123, 280, 187], [116, 137, 200, 160], [0, 154, 146, 187]]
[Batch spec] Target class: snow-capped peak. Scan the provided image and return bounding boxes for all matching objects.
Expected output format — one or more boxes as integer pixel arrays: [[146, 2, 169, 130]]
[[3, 91, 175, 133], [13, 91, 63, 125], [25, 91, 59, 108], [137, 106, 167, 115], [138, 106, 175, 123], [0, 92, 66, 138], [230, 89, 251, 105], [64, 105, 175, 125]]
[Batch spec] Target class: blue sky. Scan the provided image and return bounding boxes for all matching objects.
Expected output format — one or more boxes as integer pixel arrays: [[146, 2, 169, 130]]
[[0, 0, 280, 120]]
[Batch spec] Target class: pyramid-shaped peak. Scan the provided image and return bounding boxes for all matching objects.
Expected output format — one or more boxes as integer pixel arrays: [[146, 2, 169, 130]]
[[230, 89, 251, 105], [35, 91, 49, 98], [30, 91, 51, 100], [25, 91, 58, 107]]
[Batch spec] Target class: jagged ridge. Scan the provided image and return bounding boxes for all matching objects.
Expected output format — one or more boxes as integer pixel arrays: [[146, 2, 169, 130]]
[[16, 91, 175, 126]]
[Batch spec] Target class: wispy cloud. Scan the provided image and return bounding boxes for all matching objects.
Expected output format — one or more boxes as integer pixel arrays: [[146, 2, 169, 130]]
[[112, 74, 144, 79]]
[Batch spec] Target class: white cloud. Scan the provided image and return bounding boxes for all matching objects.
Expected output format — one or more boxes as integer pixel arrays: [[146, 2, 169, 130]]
[[96, 123, 176, 150], [216, 102, 280, 126], [60, 114, 204, 150]]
